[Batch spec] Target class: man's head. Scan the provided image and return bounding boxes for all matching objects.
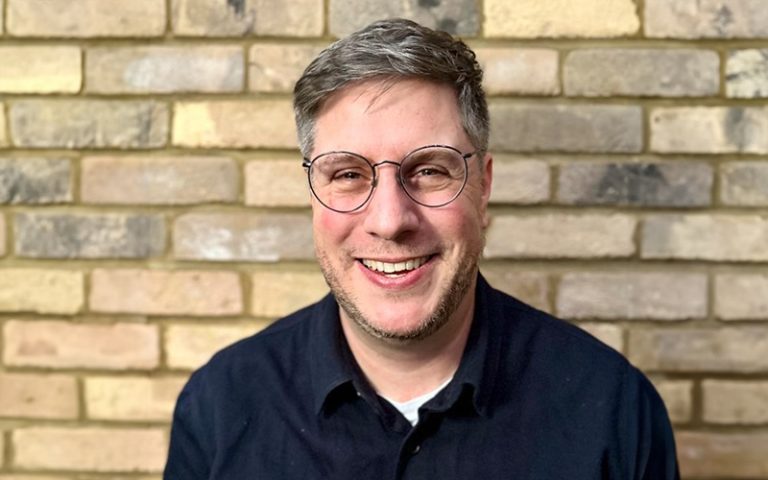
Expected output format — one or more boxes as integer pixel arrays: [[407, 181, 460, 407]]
[[294, 19, 492, 345]]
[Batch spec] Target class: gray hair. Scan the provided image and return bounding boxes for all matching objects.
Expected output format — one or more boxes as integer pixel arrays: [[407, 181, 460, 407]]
[[293, 18, 488, 157]]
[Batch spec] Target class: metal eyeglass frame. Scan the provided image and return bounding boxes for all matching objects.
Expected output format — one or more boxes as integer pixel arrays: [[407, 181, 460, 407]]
[[302, 144, 479, 213]]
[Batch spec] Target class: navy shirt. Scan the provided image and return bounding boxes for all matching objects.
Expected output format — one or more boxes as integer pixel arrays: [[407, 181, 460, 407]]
[[165, 275, 679, 479]]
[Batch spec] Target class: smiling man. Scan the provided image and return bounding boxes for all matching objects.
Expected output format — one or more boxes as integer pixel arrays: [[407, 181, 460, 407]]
[[165, 19, 679, 480]]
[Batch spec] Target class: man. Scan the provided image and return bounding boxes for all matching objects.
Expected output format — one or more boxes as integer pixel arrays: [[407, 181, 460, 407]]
[[165, 19, 679, 479]]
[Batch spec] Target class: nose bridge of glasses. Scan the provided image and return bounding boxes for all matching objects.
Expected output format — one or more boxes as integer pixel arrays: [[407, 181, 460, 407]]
[[370, 159, 403, 188]]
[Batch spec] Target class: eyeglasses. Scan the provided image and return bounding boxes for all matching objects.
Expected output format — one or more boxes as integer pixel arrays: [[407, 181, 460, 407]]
[[302, 144, 479, 213]]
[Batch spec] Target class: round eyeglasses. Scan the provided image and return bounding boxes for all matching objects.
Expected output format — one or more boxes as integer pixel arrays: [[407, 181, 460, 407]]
[[302, 145, 478, 213]]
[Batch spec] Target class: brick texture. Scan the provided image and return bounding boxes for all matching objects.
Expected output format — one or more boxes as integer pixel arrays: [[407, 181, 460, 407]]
[[485, 0, 639, 38], [12, 427, 167, 472], [0, 104, 7, 147], [85, 376, 186, 421], [0, 269, 83, 314], [10, 100, 169, 149], [0, 373, 78, 419], [727, 49, 768, 98], [490, 104, 643, 153], [645, 0, 768, 39], [90, 269, 242, 316], [0, 47, 81, 93], [15, 212, 165, 259], [3, 320, 159, 370], [654, 380, 693, 424], [165, 323, 264, 370], [0, 158, 72, 204], [475, 48, 560, 96], [715, 274, 768, 320], [485, 214, 636, 258], [577, 323, 623, 353], [251, 270, 328, 317], [489, 158, 550, 204], [720, 161, 768, 206], [703, 380, 768, 424], [249, 44, 326, 93], [81, 156, 239, 205], [677, 432, 768, 478], [245, 159, 310, 207], [7, 0, 166, 37], [478, 267, 549, 311]]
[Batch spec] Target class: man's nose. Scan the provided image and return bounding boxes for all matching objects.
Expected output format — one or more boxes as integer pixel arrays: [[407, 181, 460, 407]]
[[362, 165, 419, 241]]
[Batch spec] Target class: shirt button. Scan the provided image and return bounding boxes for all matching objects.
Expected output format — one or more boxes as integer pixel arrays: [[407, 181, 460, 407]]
[[411, 444, 421, 455]]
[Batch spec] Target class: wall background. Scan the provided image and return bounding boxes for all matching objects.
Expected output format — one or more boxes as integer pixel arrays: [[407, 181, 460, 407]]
[[0, 0, 767, 477]]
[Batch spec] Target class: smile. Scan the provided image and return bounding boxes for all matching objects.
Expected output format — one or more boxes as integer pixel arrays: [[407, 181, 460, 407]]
[[360, 256, 431, 274]]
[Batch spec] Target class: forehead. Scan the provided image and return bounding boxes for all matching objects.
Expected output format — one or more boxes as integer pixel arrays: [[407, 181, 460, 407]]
[[312, 78, 468, 157]]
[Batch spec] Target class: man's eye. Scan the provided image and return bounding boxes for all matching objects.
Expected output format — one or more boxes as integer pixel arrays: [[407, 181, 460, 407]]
[[333, 170, 364, 181], [412, 165, 448, 177]]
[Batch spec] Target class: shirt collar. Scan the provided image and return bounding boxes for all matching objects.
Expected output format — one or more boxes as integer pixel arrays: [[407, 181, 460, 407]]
[[309, 273, 502, 418]]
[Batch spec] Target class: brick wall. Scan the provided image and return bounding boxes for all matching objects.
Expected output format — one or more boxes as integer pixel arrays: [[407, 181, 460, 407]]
[[0, 0, 766, 477]]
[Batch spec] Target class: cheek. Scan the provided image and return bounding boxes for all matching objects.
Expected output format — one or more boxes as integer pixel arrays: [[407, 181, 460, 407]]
[[312, 208, 352, 248]]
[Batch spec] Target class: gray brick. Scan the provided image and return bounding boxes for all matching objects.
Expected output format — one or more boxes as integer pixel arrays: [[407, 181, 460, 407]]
[[0, 158, 72, 204], [490, 104, 642, 153], [329, 0, 479, 37], [642, 214, 768, 261], [715, 274, 768, 321], [651, 107, 768, 154], [174, 213, 314, 262], [485, 214, 636, 259], [558, 161, 713, 207], [557, 272, 707, 320], [10, 100, 168, 149], [86, 46, 244, 94], [721, 161, 768, 206], [727, 49, 768, 98], [172, 0, 323, 37], [645, 0, 768, 38], [15, 213, 165, 259], [489, 158, 550, 204], [474, 48, 559, 96], [629, 327, 768, 372], [564, 49, 719, 97]]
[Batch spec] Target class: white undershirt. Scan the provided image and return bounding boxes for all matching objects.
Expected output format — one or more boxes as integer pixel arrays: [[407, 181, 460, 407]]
[[381, 377, 453, 426]]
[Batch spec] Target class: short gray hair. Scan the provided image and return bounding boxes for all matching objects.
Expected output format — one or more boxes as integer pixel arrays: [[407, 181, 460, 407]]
[[293, 18, 488, 157]]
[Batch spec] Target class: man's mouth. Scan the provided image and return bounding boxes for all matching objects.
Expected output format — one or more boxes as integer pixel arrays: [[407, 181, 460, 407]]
[[360, 255, 432, 274]]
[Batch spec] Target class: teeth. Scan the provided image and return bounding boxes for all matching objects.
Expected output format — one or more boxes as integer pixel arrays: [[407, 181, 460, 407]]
[[362, 256, 429, 274]]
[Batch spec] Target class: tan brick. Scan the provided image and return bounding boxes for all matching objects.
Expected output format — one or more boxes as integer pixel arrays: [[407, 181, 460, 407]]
[[165, 324, 265, 370], [0, 476, 68, 480], [564, 49, 719, 97], [10, 100, 169, 149], [0, 373, 78, 419], [329, 0, 479, 37], [0, 158, 72, 204], [727, 49, 768, 98], [629, 327, 768, 372], [13, 427, 167, 472], [0, 269, 83, 314], [557, 272, 707, 320], [642, 214, 768, 261], [0, 46, 81, 93], [703, 380, 768, 424], [577, 323, 623, 353], [174, 213, 314, 262], [249, 44, 326, 93], [715, 274, 768, 321], [475, 48, 559, 96], [7, 0, 165, 37], [653, 379, 693, 424], [721, 161, 768, 206], [485, 0, 639, 38], [490, 104, 643, 153], [173, 100, 295, 149], [85, 376, 186, 421], [485, 214, 636, 259], [677, 432, 768, 478], [86, 46, 243, 94], [245, 159, 309, 207], [0, 103, 8, 147], [82, 156, 239, 205], [90, 269, 242, 317], [0, 215, 5, 256], [479, 267, 549, 312], [651, 107, 768, 154], [251, 271, 328, 317], [172, 0, 323, 37], [645, 0, 768, 39], [4, 320, 159, 370], [489, 158, 550, 204]]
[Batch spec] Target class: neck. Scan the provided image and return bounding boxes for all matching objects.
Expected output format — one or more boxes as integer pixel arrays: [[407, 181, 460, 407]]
[[340, 286, 476, 403]]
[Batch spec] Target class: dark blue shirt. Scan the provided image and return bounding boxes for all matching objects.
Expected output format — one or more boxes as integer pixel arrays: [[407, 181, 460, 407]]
[[165, 274, 679, 479]]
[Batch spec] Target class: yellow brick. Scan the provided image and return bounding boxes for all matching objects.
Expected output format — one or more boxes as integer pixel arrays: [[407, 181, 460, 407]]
[[85, 376, 186, 421], [0, 104, 7, 146], [251, 270, 328, 317], [8, 0, 165, 37], [0, 373, 78, 419], [654, 379, 693, 424], [172, 100, 296, 148], [577, 323, 624, 353], [485, 0, 639, 38], [12, 427, 167, 472], [0, 269, 83, 314], [245, 159, 309, 207], [249, 44, 326, 92], [0, 215, 5, 256], [165, 323, 266, 370], [0, 47, 81, 93]]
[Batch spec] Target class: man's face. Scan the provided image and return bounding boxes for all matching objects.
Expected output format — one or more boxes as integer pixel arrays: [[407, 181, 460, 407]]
[[310, 78, 492, 342]]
